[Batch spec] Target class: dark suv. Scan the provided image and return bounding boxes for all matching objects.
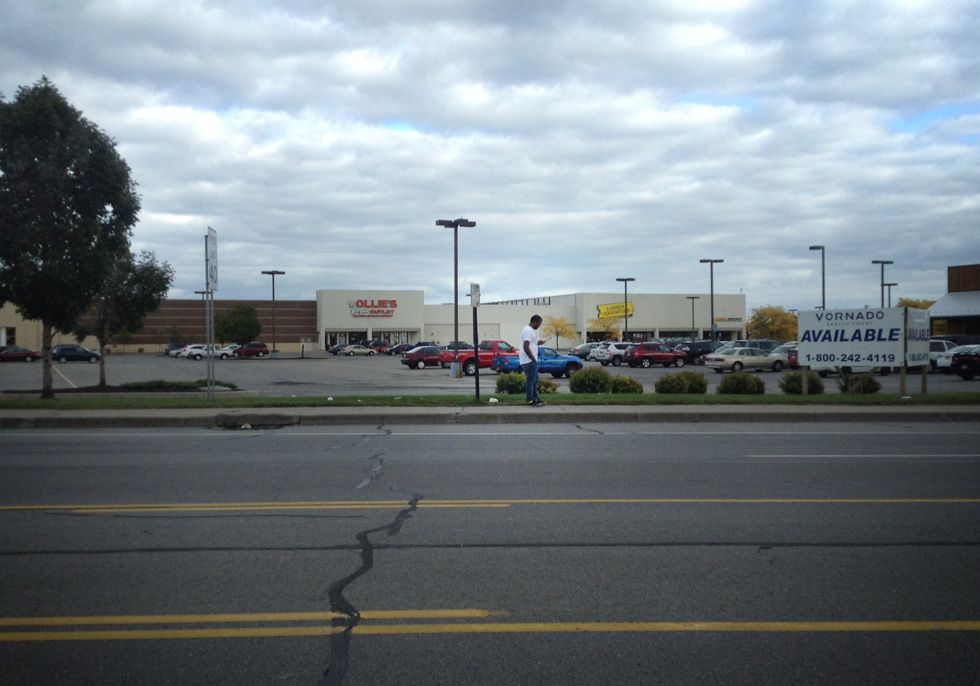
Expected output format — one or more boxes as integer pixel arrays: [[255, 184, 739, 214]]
[[235, 341, 269, 358], [624, 342, 687, 368], [951, 346, 980, 380], [674, 340, 723, 365]]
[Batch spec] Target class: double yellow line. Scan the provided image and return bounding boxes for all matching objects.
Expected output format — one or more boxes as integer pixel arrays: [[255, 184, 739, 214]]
[[3, 611, 980, 642], [3, 497, 980, 514]]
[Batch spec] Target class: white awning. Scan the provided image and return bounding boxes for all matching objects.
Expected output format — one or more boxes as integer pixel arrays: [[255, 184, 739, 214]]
[[929, 291, 980, 318]]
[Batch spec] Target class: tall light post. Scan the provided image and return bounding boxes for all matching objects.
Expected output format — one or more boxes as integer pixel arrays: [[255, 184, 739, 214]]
[[436, 218, 476, 373], [871, 259, 893, 308], [261, 270, 285, 353], [699, 259, 723, 341], [884, 282, 898, 308], [809, 245, 825, 309], [616, 277, 635, 341], [686, 296, 700, 340]]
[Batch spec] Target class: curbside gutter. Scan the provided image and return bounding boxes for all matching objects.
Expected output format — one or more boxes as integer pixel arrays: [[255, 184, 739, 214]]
[[1, 405, 979, 429]]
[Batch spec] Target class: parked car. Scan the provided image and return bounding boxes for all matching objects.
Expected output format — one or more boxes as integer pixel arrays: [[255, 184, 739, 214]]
[[673, 340, 723, 364], [164, 343, 185, 357], [490, 346, 583, 378], [704, 347, 780, 373], [400, 345, 443, 369], [51, 344, 101, 363], [593, 342, 633, 366], [568, 342, 601, 359], [937, 344, 979, 373], [624, 342, 687, 368], [0, 345, 41, 362], [732, 339, 781, 352], [180, 344, 213, 360], [951, 346, 980, 380], [169, 344, 192, 358], [328, 343, 346, 355], [217, 344, 239, 360], [236, 341, 269, 358], [387, 343, 416, 356], [787, 346, 799, 369], [340, 344, 375, 356], [928, 339, 957, 370], [368, 341, 390, 354], [444, 341, 471, 350]]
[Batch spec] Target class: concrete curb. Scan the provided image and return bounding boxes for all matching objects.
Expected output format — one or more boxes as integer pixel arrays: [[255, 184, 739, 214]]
[[1, 405, 979, 429]]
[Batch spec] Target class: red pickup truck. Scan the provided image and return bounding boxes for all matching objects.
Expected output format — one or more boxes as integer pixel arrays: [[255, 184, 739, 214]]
[[438, 340, 518, 376]]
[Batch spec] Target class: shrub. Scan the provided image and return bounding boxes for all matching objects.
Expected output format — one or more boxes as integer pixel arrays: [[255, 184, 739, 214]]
[[611, 375, 643, 394], [779, 370, 825, 395], [569, 367, 614, 393], [495, 372, 525, 395], [838, 372, 881, 395], [717, 371, 766, 395], [654, 374, 688, 394], [679, 371, 708, 394], [495, 373, 560, 395]]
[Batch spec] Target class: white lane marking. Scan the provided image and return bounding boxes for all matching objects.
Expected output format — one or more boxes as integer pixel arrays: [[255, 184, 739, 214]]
[[52, 366, 77, 389]]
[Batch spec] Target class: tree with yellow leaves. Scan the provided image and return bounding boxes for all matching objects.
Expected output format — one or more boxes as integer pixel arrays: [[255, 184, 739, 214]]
[[541, 316, 576, 350], [746, 305, 797, 342], [587, 317, 620, 341]]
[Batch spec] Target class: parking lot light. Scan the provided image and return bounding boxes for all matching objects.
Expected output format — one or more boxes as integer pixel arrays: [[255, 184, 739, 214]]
[[436, 218, 476, 375], [871, 260, 893, 308], [261, 270, 285, 353], [616, 277, 635, 340], [809, 245, 825, 309], [699, 259, 723, 341]]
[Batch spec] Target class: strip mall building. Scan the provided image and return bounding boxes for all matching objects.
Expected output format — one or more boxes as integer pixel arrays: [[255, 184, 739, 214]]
[[2, 290, 746, 352]]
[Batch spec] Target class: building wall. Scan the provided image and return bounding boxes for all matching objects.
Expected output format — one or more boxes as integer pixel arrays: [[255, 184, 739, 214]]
[[316, 290, 426, 348], [949, 264, 980, 293]]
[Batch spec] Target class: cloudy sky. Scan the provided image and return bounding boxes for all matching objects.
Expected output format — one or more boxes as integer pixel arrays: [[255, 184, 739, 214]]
[[3, 0, 978, 311]]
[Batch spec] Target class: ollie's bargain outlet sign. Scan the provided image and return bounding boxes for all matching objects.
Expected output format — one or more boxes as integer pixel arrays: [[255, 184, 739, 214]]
[[798, 308, 930, 370], [348, 298, 398, 318]]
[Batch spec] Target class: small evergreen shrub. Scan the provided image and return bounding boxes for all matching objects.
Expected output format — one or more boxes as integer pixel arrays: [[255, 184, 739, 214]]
[[717, 371, 765, 395], [495, 372, 525, 395], [495, 373, 560, 395], [838, 373, 881, 395], [611, 375, 643, 394], [654, 374, 688, 394], [779, 370, 825, 395], [677, 371, 708, 394], [569, 367, 614, 393]]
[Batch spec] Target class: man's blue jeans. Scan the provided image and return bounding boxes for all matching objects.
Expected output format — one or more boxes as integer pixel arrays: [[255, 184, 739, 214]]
[[522, 361, 539, 402]]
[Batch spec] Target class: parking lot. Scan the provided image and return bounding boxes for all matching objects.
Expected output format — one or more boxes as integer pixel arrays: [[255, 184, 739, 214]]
[[0, 352, 974, 397]]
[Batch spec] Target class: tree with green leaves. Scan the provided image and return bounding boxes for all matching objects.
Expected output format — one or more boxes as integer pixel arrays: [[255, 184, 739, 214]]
[[541, 316, 576, 350], [74, 251, 174, 387], [0, 77, 139, 398], [216, 304, 262, 345], [746, 305, 797, 341]]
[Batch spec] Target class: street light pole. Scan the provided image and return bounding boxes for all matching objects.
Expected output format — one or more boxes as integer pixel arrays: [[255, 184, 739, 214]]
[[616, 277, 635, 341], [699, 259, 724, 341], [261, 270, 285, 353], [871, 259, 893, 308], [809, 245, 825, 309], [436, 218, 476, 374], [884, 282, 898, 308], [686, 296, 700, 340]]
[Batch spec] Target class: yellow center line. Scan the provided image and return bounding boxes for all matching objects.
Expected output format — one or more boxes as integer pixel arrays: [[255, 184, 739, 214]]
[[3, 620, 980, 642], [2, 497, 980, 514]]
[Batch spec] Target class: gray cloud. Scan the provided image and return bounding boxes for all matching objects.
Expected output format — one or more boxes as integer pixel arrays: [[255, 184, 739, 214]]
[[2, 0, 978, 312]]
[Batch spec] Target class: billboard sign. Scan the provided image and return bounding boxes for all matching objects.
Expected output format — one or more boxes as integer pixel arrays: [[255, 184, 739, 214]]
[[798, 307, 929, 370]]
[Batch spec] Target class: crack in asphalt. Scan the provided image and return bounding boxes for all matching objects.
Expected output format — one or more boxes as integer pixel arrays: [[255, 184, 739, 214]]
[[575, 424, 605, 435], [320, 437, 422, 686]]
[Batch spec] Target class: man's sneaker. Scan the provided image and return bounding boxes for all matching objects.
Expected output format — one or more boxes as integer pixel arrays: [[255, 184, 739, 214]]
[[530, 399, 545, 407]]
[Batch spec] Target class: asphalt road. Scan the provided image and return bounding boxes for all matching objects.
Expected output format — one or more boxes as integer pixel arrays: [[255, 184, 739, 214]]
[[2, 422, 979, 685], [1, 353, 974, 396]]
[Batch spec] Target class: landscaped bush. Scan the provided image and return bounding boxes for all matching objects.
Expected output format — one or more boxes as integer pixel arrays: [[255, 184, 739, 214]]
[[611, 375, 643, 394], [495, 372, 525, 395], [779, 370, 825, 395], [838, 372, 881, 395], [495, 373, 560, 395], [569, 367, 614, 393], [654, 374, 688, 394], [655, 370, 709, 394], [717, 371, 765, 395]]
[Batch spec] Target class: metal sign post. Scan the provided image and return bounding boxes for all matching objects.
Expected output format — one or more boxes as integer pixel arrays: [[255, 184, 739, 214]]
[[204, 228, 218, 403], [470, 283, 481, 400]]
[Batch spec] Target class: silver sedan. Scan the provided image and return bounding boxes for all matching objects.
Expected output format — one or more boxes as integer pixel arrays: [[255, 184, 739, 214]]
[[704, 347, 782, 373]]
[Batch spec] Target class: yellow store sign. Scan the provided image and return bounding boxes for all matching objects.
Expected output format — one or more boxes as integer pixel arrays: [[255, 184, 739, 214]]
[[596, 302, 634, 320]]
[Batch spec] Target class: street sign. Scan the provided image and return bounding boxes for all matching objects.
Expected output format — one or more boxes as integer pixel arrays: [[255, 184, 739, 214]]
[[206, 227, 218, 292], [469, 283, 481, 307]]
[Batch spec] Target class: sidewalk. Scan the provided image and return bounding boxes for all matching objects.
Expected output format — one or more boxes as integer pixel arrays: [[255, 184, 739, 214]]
[[2, 404, 979, 429]]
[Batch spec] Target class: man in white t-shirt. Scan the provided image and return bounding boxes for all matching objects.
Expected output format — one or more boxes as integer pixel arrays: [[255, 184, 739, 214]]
[[520, 314, 544, 406]]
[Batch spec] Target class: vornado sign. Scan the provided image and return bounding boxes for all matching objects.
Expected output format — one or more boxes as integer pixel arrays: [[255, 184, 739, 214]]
[[798, 308, 930, 370], [348, 298, 398, 318]]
